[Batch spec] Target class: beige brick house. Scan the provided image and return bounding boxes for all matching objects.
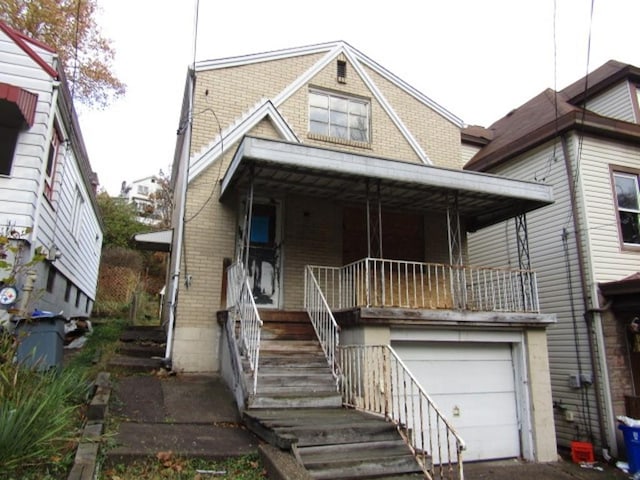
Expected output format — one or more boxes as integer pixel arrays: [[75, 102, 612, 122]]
[[164, 41, 558, 464]]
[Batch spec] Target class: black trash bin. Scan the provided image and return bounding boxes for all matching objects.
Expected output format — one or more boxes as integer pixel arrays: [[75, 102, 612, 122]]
[[14, 315, 65, 370], [619, 423, 640, 474]]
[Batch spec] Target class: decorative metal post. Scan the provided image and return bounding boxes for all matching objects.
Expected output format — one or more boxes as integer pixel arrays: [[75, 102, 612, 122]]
[[447, 193, 465, 308], [515, 212, 533, 311]]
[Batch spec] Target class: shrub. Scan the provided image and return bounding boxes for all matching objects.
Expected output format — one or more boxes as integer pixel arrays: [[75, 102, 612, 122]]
[[0, 333, 89, 471]]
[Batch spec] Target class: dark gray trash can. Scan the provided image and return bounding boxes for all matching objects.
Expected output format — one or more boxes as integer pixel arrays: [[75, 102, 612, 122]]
[[14, 316, 65, 370]]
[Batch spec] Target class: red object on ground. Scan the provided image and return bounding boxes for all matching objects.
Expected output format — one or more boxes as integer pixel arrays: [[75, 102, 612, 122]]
[[570, 441, 595, 463]]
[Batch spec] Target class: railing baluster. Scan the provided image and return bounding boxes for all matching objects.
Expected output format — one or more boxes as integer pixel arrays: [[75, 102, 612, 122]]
[[339, 345, 466, 479]]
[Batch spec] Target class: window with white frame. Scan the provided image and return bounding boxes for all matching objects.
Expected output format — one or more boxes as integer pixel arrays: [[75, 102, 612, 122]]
[[614, 171, 640, 245], [71, 185, 85, 239], [309, 90, 370, 143], [45, 124, 62, 200]]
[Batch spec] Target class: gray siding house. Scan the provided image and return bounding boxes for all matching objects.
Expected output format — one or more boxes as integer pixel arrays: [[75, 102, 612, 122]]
[[465, 60, 640, 458]]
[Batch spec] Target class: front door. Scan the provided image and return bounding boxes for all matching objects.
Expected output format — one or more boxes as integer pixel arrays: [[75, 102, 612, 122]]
[[245, 202, 281, 308]]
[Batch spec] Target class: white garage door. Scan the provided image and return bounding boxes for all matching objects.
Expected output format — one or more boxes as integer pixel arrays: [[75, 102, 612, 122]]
[[392, 341, 520, 461]]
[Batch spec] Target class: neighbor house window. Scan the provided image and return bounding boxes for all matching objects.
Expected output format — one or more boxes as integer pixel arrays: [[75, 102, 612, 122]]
[[44, 125, 62, 200], [309, 90, 370, 142], [71, 185, 84, 239], [46, 265, 56, 293], [0, 126, 19, 175], [64, 279, 72, 302], [614, 172, 640, 245]]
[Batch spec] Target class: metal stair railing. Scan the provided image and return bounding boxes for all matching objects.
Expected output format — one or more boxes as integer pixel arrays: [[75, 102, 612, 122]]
[[304, 265, 341, 384], [340, 344, 466, 480], [227, 262, 263, 394]]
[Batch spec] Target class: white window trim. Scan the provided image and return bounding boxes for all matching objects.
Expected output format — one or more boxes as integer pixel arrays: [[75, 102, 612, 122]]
[[309, 89, 370, 143], [613, 171, 640, 246]]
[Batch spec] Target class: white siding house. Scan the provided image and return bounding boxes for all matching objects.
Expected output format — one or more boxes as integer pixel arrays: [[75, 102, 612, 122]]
[[465, 60, 640, 459], [0, 21, 103, 318]]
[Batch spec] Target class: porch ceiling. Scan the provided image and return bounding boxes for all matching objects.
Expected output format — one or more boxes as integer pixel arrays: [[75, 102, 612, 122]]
[[220, 136, 554, 231]]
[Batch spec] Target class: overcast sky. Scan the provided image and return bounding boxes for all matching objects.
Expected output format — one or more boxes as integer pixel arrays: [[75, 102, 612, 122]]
[[78, 0, 640, 195]]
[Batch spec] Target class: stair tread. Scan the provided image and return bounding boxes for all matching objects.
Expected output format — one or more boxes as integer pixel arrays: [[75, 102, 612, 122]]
[[297, 439, 410, 460], [307, 455, 423, 480]]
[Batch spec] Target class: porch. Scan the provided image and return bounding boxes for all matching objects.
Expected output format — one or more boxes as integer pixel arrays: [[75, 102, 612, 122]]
[[218, 136, 557, 477]]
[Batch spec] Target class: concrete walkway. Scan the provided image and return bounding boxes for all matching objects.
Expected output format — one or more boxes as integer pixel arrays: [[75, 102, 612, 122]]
[[104, 373, 260, 466], [102, 371, 635, 479]]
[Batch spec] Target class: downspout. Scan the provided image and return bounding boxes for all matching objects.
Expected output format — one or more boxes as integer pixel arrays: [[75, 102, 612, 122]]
[[165, 70, 194, 365], [31, 81, 60, 256], [560, 134, 609, 453]]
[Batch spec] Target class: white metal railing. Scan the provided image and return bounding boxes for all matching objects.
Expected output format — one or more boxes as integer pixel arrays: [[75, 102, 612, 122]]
[[308, 257, 539, 313], [340, 345, 465, 480], [227, 262, 263, 394], [304, 265, 341, 383]]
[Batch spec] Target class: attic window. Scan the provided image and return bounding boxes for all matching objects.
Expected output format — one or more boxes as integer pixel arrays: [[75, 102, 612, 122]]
[[337, 60, 347, 83], [309, 90, 370, 143]]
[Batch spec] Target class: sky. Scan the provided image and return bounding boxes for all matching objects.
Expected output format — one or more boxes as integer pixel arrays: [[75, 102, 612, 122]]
[[78, 0, 640, 196]]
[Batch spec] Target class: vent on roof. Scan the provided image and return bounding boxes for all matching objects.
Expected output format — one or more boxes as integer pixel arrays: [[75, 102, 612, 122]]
[[337, 60, 347, 83]]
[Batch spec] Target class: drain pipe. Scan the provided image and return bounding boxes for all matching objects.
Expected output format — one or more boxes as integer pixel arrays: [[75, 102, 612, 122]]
[[561, 135, 610, 453], [164, 70, 195, 366]]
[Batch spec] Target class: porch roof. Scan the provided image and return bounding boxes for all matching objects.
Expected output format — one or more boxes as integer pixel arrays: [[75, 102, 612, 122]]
[[220, 136, 554, 231]]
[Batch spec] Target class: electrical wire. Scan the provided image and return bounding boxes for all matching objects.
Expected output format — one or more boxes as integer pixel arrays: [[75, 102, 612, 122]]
[[71, 0, 82, 100], [565, 0, 595, 230]]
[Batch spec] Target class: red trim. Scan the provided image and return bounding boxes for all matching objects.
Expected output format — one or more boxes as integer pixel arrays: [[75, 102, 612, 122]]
[[0, 82, 38, 127], [0, 21, 58, 78]]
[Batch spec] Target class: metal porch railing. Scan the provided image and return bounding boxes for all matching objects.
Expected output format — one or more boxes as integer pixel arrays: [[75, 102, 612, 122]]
[[227, 262, 263, 394], [308, 257, 539, 313], [340, 345, 465, 480], [304, 265, 341, 383]]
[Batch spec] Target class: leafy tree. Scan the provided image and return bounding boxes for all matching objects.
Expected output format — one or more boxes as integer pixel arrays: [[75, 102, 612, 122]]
[[0, 0, 125, 108], [96, 191, 150, 249]]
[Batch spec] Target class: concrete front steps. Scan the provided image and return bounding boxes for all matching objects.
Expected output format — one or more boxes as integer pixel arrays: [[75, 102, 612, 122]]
[[243, 310, 425, 479], [246, 310, 342, 409], [108, 325, 166, 372], [245, 408, 425, 479]]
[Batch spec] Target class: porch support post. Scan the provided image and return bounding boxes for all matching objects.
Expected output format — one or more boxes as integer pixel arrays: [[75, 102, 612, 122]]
[[365, 179, 384, 259], [447, 193, 464, 308], [515, 212, 534, 310], [243, 169, 255, 273]]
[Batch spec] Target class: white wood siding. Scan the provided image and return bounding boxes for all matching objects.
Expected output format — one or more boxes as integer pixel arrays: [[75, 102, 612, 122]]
[[468, 138, 604, 450], [0, 29, 55, 231], [0, 28, 102, 317], [586, 81, 635, 123]]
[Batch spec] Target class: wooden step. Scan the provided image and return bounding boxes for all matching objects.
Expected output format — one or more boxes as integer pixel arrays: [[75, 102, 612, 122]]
[[304, 454, 423, 480], [297, 441, 425, 480], [260, 339, 324, 353], [248, 391, 342, 409]]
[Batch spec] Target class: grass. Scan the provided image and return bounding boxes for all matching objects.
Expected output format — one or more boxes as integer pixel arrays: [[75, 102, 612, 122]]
[[101, 453, 267, 480], [0, 317, 129, 479]]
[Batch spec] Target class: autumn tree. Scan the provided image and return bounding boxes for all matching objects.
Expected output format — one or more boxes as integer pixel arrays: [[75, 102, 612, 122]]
[[96, 191, 150, 249], [0, 0, 125, 108]]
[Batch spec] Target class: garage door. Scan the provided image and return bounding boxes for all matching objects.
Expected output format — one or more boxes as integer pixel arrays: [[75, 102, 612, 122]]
[[392, 341, 520, 461]]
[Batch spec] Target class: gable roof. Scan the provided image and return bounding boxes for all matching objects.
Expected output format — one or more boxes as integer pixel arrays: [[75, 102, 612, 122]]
[[0, 21, 57, 78], [189, 41, 464, 182], [464, 60, 640, 172]]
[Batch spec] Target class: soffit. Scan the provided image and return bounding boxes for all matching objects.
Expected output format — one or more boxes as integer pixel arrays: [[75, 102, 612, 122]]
[[221, 137, 553, 232]]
